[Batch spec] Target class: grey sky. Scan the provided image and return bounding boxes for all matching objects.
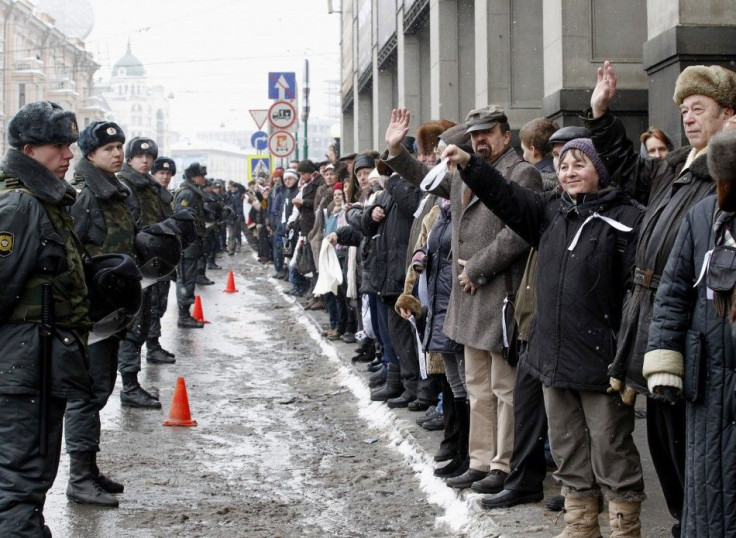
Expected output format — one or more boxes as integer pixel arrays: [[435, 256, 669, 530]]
[[85, 0, 341, 135]]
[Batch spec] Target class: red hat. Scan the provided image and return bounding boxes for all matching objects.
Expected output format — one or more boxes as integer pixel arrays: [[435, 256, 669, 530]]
[[332, 182, 344, 191], [272, 168, 283, 178]]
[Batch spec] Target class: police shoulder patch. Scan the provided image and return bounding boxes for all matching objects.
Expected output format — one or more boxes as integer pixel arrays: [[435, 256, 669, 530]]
[[180, 200, 188, 207], [0, 232, 14, 257]]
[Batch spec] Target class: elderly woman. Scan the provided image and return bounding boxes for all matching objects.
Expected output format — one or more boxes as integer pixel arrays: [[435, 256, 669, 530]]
[[443, 138, 645, 537]]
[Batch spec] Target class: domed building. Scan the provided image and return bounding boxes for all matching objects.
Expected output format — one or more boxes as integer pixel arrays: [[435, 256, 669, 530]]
[[98, 41, 172, 152]]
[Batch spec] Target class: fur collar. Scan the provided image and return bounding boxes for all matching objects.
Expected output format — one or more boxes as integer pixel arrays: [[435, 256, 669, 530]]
[[118, 163, 159, 190], [75, 158, 128, 201], [0, 148, 76, 205], [665, 144, 711, 179], [156, 183, 173, 204], [180, 178, 204, 198]]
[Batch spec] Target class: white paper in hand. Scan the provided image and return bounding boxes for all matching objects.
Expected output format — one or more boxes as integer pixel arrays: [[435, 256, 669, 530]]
[[420, 159, 448, 192]]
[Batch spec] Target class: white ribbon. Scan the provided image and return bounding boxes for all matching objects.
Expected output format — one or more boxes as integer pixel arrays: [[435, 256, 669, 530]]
[[693, 248, 714, 289], [501, 296, 512, 347], [420, 159, 448, 192], [567, 212, 633, 251], [408, 315, 427, 380]]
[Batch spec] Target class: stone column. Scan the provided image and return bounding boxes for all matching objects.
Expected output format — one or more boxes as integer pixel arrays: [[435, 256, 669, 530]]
[[644, 0, 736, 145], [542, 0, 648, 141], [429, 0, 459, 120], [397, 4, 421, 131]]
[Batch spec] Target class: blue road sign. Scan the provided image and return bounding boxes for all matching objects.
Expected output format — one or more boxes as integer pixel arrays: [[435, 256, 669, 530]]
[[251, 131, 268, 151], [268, 72, 296, 100], [248, 155, 271, 181]]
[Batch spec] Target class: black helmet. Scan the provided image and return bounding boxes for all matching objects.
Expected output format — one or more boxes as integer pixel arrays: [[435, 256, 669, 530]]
[[85, 254, 142, 343], [164, 209, 197, 249], [134, 222, 182, 285]]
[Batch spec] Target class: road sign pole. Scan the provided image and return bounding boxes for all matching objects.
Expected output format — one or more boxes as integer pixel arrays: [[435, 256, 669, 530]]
[[302, 59, 310, 161]]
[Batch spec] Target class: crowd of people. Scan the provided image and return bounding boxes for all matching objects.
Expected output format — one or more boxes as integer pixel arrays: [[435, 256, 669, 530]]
[[1, 59, 735, 538], [249, 61, 736, 538]]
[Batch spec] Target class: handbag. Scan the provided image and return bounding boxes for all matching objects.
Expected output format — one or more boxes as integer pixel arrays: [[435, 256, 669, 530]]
[[501, 272, 520, 367]]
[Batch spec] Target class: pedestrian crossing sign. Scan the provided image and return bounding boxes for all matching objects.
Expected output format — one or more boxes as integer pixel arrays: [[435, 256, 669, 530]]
[[247, 154, 272, 182]]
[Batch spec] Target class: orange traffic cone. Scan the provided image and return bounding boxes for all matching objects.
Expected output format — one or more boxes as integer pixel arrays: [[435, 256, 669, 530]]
[[163, 377, 197, 427], [191, 295, 210, 324], [223, 270, 238, 293]]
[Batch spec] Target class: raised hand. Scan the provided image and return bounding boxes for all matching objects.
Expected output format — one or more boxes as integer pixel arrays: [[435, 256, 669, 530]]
[[385, 108, 411, 155], [591, 60, 617, 119]]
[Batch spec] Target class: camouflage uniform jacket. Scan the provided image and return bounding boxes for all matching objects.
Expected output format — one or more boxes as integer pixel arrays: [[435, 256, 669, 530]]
[[117, 163, 166, 227]]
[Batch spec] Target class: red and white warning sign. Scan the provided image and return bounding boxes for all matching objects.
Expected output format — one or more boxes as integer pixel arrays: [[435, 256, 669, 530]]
[[268, 130, 296, 158]]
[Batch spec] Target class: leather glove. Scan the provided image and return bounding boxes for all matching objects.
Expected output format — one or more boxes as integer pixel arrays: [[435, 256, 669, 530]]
[[607, 377, 637, 406], [649, 385, 682, 405]]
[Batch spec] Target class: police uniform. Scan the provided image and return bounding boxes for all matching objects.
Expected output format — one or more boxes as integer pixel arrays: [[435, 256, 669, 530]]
[[117, 140, 176, 366], [0, 103, 93, 536], [174, 164, 209, 326]]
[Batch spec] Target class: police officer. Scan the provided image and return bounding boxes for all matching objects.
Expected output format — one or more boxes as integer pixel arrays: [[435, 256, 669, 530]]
[[116, 138, 177, 367], [147, 157, 177, 360], [0, 102, 93, 536], [174, 162, 209, 327], [64, 120, 158, 508], [204, 179, 224, 270]]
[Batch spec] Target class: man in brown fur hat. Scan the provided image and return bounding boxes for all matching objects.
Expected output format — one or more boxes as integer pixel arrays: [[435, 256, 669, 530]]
[[583, 61, 736, 537]]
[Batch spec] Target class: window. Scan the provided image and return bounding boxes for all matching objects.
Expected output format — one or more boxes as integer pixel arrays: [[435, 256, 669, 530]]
[[18, 83, 25, 107]]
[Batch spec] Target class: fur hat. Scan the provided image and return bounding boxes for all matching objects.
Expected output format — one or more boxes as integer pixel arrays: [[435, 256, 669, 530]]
[[296, 160, 317, 174], [152, 157, 176, 175], [416, 120, 456, 155], [8, 101, 79, 149], [559, 138, 611, 188], [126, 137, 158, 161], [184, 162, 207, 180], [78, 121, 126, 157], [673, 65, 736, 109]]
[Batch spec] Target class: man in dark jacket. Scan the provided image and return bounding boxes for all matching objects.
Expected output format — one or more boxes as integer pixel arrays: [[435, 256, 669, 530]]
[[174, 162, 209, 327], [148, 156, 177, 361], [645, 130, 736, 538], [66, 120, 152, 507], [587, 61, 736, 537], [0, 101, 93, 536]]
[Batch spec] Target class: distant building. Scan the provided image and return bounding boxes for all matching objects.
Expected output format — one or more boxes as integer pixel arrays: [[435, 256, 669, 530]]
[[0, 0, 103, 153], [96, 42, 172, 152], [169, 139, 250, 189]]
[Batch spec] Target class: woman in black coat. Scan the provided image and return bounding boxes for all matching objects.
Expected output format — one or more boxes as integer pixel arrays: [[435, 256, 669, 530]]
[[443, 138, 645, 537]]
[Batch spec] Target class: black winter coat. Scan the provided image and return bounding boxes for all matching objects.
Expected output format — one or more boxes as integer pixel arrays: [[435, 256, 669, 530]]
[[587, 111, 717, 394], [361, 174, 422, 297], [460, 155, 643, 392], [646, 196, 736, 537], [424, 207, 462, 354]]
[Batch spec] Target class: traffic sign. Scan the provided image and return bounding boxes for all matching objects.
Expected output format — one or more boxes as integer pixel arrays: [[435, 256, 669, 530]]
[[250, 131, 268, 151], [268, 101, 296, 130], [247, 154, 271, 182], [268, 72, 296, 100], [268, 130, 296, 158], [249, 109, 268, 130]]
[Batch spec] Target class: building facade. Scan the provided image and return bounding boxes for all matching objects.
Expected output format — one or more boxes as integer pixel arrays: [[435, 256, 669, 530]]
[[338, 0, 736, 153], [0, 0, 103, 153]]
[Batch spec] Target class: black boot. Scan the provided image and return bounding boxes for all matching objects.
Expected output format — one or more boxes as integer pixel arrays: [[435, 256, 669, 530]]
[[66, 451, 119, 507], [146, 342, 176, 364], [368, 364, 387, 388], [147, 338, 175, 358], [370, 364, 403, 402], [435, 398, 470, 477], [120, 373, 162, 409], [91, 451, 124, 493], [352, 339, 376, 362], [177, 306, 204, 329]]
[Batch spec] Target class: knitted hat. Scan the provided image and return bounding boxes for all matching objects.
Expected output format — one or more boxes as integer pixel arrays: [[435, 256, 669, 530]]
[[7, 101, 79, 149], [78, 121, 126, 157], [152, 157, 176, 175], [126, 137, 158, 161], [332, 182, 344, 192], [673, 65, 736, 109], [559, 138, 611, 188], [272, 168, 284, 178], [283, 169, 299, 182]]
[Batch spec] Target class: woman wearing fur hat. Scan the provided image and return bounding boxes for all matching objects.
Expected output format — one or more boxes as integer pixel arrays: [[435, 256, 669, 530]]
[[444, 138, 645, 537], [586, 61, 736, 537], [646, 129, 736, 537]]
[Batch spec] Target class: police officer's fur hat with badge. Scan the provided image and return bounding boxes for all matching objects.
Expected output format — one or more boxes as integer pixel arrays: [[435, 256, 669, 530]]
[[125, 137, 159, 162], [184, 162, 207, 180], [152, 157, 176, 176], [7, 100, 79, 149], [77, 120, 126, 157]]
